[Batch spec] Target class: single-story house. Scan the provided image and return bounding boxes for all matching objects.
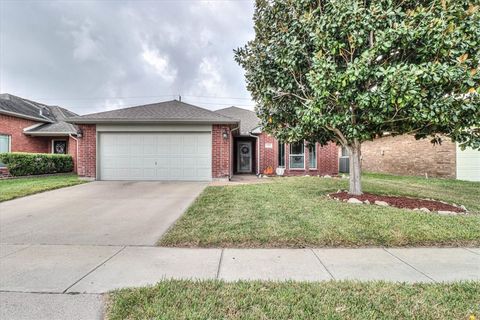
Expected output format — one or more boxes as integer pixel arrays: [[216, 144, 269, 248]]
[[68, 100, 339, 181], [0, 94, 80, 174], [350, 134, 480, 182]]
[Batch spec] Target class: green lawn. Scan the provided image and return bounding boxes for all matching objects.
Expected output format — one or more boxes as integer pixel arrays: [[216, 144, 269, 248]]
[[0, 174, 86, 202], [107, 280, 480, 320], [160, 173, 480, 247]]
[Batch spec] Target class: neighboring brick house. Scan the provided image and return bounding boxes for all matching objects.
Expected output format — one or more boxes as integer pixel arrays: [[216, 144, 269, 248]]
[[68, 101, 339, 181], [358, 134, 480, 181], [0, 94, 80, 173]]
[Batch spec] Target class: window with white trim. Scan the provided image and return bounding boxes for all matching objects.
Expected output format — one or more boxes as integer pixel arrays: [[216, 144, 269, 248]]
[[308, 144, 317, 169], [289, 142, 304, 169], [0, 135, 11, 168]]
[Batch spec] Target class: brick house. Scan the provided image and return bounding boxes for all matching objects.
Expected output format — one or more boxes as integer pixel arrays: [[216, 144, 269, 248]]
[[0, 94, 80, 173], [68, 101, 339, 181], [353, 134, 480, 182]]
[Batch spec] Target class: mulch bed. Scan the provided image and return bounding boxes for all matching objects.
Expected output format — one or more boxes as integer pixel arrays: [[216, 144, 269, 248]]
[[329, 191, 466, 213]]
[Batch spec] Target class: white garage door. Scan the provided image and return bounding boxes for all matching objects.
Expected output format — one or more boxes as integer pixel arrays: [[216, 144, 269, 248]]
[[456, 144, 480, 182], [99, 132, 212, 181]]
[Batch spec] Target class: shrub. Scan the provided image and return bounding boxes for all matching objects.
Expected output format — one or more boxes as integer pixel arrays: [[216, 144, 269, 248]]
[[0, 152, 74, 176]]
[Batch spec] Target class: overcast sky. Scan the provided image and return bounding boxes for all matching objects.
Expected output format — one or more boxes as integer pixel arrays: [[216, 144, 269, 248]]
[[0, 0, 255, 115]]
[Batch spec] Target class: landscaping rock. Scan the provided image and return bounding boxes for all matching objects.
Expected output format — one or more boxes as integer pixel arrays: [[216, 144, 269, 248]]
[[438, 210, 462, 215], [328, 191, 465, 213], [323, 175, 332, 178], [460, 205, 467, 211], [347, 198, 363, 204]]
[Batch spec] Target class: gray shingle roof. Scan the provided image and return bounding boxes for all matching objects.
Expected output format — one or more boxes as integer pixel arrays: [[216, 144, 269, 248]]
[[68, 100, 239, 124], [215, 106, 261, 135], [0, 93, 79, 135], [0, 93, 55, 122]]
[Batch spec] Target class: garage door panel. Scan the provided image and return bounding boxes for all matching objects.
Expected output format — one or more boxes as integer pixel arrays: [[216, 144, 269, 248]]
[[456, 145, 480, 182], [99, 132, 212, 181]]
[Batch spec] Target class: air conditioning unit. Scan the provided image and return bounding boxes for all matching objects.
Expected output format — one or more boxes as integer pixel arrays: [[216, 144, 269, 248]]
[[339, 157, 349, 173]]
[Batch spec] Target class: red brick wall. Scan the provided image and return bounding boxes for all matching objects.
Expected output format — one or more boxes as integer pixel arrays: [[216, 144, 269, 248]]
[[68, 136, 78, 173], [258, 133, 276, 174], [0, 167, 10, 177], [317, 142, 339, 175], [0, 114, 49, 153], [212, 124, 233, 179], [77, 124, 96, 178], [361, 134, 456, 178]]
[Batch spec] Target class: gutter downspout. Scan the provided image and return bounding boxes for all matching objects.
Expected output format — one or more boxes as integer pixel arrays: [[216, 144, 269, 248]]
[[248, 132, 260, 176], [69, 134, 79, 173], [230, 126, 240, 180]]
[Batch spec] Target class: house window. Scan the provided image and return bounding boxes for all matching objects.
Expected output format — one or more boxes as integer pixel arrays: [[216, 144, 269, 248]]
[[278, 142, 285, 167], [52, 140, 67, 154], [308, 144, 317, 169], [341, 146, 349, 157], [0, 135, 11, 168], [289, 141, 304, 169]]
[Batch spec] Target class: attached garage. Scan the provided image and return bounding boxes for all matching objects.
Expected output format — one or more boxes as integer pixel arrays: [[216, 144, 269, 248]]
[[69, 100, 238, 181], [98, 131, 212, 181]]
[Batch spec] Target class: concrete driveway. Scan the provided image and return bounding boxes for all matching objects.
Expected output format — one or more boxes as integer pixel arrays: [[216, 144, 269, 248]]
[[0, 181, 207, 246]]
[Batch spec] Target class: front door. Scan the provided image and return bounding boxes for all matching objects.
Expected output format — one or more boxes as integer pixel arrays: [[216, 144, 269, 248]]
[[237, 141, 252, 173]]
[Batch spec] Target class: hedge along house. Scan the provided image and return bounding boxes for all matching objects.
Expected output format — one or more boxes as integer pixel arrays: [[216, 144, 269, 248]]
[[68, 100, 339, 181], [0, 94, 80, 174]]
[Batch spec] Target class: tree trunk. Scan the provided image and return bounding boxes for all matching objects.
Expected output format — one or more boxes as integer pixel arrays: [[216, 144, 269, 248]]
[[348, 142, 362, 195]]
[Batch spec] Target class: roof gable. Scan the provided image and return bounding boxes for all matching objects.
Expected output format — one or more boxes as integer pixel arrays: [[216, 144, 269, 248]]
[[68, 100, 238, 124], [214, 106, 261, 135]]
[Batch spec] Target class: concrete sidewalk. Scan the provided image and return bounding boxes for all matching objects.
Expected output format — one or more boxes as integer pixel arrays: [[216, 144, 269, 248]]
[[1, 245, 478, 319], [1, 245, 479, 294]]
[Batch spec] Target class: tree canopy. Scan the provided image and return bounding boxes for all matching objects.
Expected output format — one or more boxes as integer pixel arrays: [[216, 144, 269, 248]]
[[235, 0, 480, 194]]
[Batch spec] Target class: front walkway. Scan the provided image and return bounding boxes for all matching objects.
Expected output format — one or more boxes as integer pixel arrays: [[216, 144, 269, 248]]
[[209, 174, 272, 186], [1, 245, 479, 294]]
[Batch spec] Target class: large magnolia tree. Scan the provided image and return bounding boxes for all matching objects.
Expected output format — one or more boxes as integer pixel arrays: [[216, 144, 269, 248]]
[[235, 0, 480, 195]]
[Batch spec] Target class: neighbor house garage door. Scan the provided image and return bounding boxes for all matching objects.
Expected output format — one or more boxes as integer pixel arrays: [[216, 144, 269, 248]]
[[99, 132, 211, 181], [456, 144, 480, 182]]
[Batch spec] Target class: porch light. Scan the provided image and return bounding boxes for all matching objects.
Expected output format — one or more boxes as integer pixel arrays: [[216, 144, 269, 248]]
[[222, 129, 229, 140]]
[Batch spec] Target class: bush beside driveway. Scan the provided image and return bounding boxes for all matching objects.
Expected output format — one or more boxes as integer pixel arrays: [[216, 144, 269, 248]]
[[159, 174, 480, 248]]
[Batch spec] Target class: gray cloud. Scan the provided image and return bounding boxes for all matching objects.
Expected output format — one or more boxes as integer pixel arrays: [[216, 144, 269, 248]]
[[0, 0, 255, 114]]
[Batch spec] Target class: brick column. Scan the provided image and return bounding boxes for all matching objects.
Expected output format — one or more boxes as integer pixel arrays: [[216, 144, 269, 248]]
[[212, 124, 232, 179], [77, 124, 96, 178]]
